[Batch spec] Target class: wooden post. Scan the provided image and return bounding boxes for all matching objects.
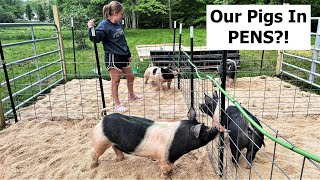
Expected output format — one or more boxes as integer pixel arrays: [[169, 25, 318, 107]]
[[0, 85, 5, 130], [276, 4, 288, 77], [276, 50, 283, 76], [52, 5, 67, 82]]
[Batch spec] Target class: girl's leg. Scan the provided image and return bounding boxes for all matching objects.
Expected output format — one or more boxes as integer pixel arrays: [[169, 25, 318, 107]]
[[122, 67, 142, 100], [122, 67, 135, 98], [109, 68, 122, 107]]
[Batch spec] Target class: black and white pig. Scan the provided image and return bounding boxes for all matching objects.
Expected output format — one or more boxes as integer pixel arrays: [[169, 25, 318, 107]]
[[199, 92, 264, 169], [91, 107, 219, 177], [217, 59, 237, 86], [144, 65, 179, 90]]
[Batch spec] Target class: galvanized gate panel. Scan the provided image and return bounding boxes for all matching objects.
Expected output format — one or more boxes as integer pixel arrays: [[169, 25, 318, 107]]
[[0, 23, 64, 117], [281, 17, 320, 89]]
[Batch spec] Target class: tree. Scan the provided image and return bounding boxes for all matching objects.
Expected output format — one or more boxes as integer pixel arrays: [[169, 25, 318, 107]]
[[130, 0, 138, 29], [55, 0, 64, 11], [168, 0, 172, 29], [0, 0, 24, 20], [47, 5, 53, 21], [1, 0, 24, 18], [135, 0, 167, 28], [58, 0, 98, 48], [37, 4, 46, 21], [172, 0, 208, 27], [0, 6, 15, 22], [26, 0, 63, 21], [24, 0, 318, 30], [26, 4, 32, 20]]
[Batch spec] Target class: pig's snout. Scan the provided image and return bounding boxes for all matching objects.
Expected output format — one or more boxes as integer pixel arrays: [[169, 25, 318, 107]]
[[208, 127, 219, 137], [168, 69, 178, 76], [172, 70, 179, 76]]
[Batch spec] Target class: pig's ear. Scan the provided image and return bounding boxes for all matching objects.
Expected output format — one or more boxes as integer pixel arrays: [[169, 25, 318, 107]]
[[204, 93, 211, 103], [187, 107, 197, 121], [213, 91, 218, 98], [190, 124, 202, 138]]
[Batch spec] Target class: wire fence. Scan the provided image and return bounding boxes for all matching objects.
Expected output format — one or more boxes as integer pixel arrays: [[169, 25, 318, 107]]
[[0, 23, 63, 122], [177, 47, 320, 179], [0, 22, 320, 179]]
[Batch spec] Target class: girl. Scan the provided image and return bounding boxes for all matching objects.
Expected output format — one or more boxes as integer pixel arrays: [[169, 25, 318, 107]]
[[88, 1, 142, 113]]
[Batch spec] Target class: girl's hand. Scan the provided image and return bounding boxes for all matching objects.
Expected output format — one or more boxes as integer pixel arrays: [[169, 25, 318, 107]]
[[128, 57, 132, 62], [88, 19, 95, 29]]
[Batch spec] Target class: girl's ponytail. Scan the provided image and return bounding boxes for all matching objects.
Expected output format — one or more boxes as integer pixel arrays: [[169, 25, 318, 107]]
[[103, 4, 111, 19], [103, 1, 124, 20]]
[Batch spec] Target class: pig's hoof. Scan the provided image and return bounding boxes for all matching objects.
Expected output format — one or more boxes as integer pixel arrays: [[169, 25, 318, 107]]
[[231, 159, 239, 167], [160, 173, 167, 178], [160, 169, 172, 179], [160, 172, 171, 179], [115, 157, 125, 162], [244, 163, 252, 169], [90, 162, 99, 168]]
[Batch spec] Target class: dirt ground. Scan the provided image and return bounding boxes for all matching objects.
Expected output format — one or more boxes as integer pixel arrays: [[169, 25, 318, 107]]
[[0, 76, 319, 179]]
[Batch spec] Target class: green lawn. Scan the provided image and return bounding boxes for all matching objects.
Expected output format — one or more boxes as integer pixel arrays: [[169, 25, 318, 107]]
[[1, 27, 313, 80], [0, 26, 319, 114]]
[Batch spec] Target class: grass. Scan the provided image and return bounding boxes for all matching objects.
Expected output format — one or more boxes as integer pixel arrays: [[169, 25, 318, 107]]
[[0, 26, 319, 114]]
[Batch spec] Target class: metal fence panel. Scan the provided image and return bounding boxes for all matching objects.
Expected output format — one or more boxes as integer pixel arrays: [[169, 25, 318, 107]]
[[0, 23, 64, 118], [281, 17, 320, 88]]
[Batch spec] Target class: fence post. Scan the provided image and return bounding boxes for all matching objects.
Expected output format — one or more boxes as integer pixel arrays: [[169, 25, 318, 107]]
[[190, 26, 194, 109], [0, 39, 4, 128], [0, 86, 5, 130], [52, 5, 67, 82], [260, 50, 265, 75], [218, 50, 227, 177], [282, 0, 290, 77], [173, 21, 176, 52], [309, 19, 320, 83], [0, 40, 18, 123], [276, 50, 282, 76], [178, 23, 182, 90], [91, 27, 106, 109], [71, 18, 77, 78]]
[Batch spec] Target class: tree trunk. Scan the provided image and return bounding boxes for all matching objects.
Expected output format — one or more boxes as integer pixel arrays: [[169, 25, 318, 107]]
[[131, 0, 137, 29], [137, 14, 139, 28], [168, 0, 172, 29], [125, 15, 131, 28]]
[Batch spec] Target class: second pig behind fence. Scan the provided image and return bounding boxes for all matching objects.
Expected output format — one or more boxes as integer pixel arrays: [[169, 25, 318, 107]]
[[144, 64, 179, 91], [217, 59, 237, 86], [199, 91, 265, 169]]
